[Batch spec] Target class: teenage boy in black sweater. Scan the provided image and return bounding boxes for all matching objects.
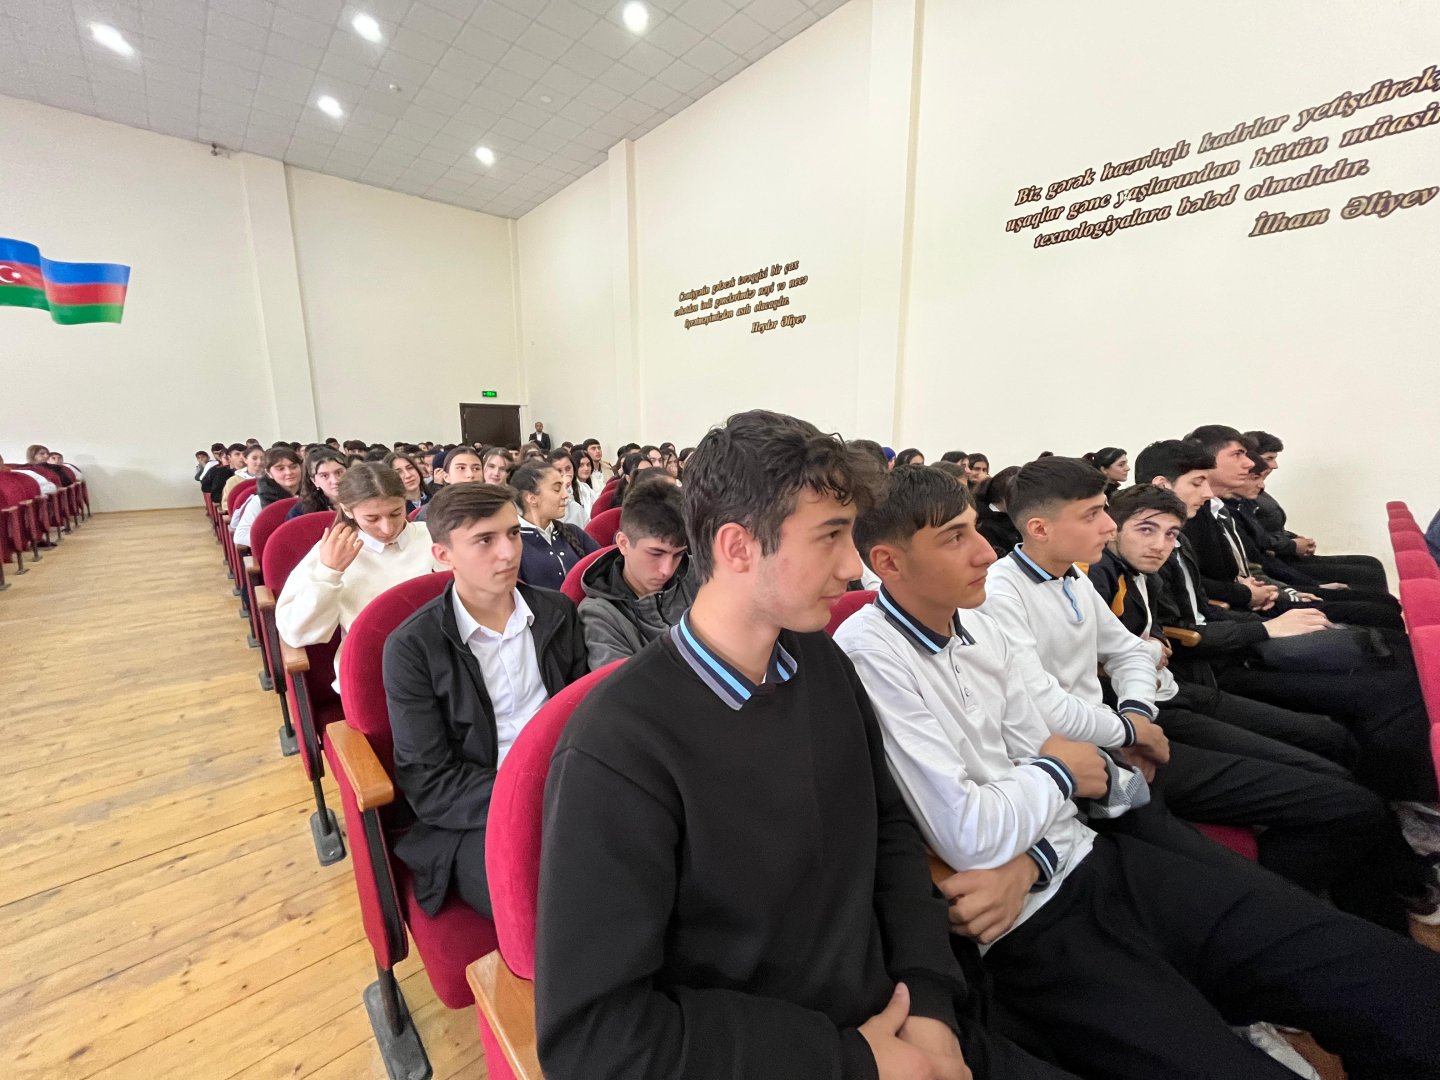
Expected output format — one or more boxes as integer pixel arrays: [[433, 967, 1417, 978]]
[[836, 465, 1440, 1080], [536, 411, 1075, 1080]]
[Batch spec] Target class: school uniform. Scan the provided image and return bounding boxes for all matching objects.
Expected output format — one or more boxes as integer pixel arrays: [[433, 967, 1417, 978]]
[[835, 588, 1440, 1079], [385, 582, 586, 916], [517, 516, 598, 591], [982, 548, 1408, 929], [536, 613, 1074, 1080]]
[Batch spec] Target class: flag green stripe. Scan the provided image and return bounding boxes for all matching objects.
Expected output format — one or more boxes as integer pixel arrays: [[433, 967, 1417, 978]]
[[0, 286, 50, 310], [49, 303, 125, 324]]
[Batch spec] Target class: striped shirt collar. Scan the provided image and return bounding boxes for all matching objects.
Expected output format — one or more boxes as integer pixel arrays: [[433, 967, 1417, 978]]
[[1008, 545, 1079, 583], [875, 586, 976, 654], [669, 610, 797, 710]]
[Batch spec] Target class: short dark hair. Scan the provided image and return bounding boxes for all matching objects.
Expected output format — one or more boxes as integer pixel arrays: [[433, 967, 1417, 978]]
[[1245, 430, 1284, 455], [978, 464, 1020, 508], [1184, 424, 1249, 457], [1133, 440, 1215, 484], [581, 438, 600, 451], [426, 482, 514, 545], [210, 442, 226, 454], [967, 452, 989, 467], [443, 445, 483, 472], [1106, 484, 1187, 530], [932, 461, 968, 481], [940, 450, 968, 463], [854, 465, 972, 569], [227, 442, 247, 454], [682, 410, 881, 583], [848, 438, 889, 472], [1007, 456, 1108, 527], [618, 474, 687, 546]]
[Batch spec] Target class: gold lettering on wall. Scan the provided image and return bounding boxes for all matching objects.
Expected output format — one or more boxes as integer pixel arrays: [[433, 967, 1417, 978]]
[[672, 260, 811, 332]]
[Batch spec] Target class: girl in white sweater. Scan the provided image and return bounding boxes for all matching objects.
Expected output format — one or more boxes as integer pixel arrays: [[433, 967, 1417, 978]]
[[276, 462, 437, 687]]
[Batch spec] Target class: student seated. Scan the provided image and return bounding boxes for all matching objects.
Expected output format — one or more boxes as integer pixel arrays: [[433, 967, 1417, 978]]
[[220, 444, 266, 513], [1245, 429, 1390, 591], [537, 410, 1075, 1080], [579, 438, 608, 494], [511, 460, 598, 590], [974, 465, 1023, 557], [480, 446, 511, 486], [386, 482, 586, 917], [835, 463, 1440, 1080], [415, 447, 484, 521], [1081, 446, 1127, 496], [193, 450, 212, 481], [275, 463, 436, 689], [1181, 426, 1398, 630], [980, 457, 1418, 931], [577, 474, 697, 668], [1088, 483, 1435, 926], [286, 449, 347, 520], [231, 446, 302, 548], [547, 448, 589, 528], [200, 443, 243, 501], [964, 452, 990, 489], [384, 450, 432, 513], [568, 447, 599, 520]]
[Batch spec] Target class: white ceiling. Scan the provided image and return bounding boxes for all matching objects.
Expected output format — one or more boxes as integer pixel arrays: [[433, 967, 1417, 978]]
[[0, 0, 845, 218]]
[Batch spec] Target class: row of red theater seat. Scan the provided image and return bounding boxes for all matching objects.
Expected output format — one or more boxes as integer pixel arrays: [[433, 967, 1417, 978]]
[[0, 464, 91, 590], [1387, 502, 1440, 790]]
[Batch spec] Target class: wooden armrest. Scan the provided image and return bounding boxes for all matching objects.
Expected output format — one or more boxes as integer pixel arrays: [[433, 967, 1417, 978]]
[[325, 723, 394, 811], [927, 850, 955, 889], [254, 585, 275, 610], [280, 640, 310, 675], [467, 953, 542, 1080], [244, 555, 260, 580], [236, 543, 250, 558], [1161, 627, 1201, 647]]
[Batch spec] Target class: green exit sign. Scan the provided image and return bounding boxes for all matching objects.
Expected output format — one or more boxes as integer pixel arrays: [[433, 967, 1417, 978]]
[[481, 390, 498, 398]]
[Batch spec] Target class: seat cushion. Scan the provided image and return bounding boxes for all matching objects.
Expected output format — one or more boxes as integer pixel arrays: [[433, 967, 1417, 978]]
[[397, 863, 498, 1009]]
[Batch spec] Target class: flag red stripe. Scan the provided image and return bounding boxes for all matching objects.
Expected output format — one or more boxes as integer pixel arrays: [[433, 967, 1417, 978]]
[[44, 281, 128, 306]]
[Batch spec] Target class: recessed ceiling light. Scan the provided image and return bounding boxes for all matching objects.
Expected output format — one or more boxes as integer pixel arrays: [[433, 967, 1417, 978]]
[[474, 146, 496, 166], [351, 13, 383, 43], [539, 94, 553, 104], [90, 23, 135, 58], [621, 1, 649, 34], [317, 95, 344, 119]]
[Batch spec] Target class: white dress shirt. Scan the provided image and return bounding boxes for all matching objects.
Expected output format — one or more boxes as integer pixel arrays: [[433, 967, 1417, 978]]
[[13, 468, 57, 496], [451, 585, 549, 764], [835, 592, 1094, 946]]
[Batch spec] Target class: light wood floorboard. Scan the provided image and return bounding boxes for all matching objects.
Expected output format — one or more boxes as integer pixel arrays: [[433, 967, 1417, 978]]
[[0, 510, 485, 1080]]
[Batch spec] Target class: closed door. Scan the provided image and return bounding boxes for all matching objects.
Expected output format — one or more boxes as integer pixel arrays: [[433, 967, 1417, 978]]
[[459, 402, 522, 449]]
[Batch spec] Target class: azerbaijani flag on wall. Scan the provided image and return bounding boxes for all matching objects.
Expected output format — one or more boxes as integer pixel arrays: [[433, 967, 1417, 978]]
[[0, 237, 130, 324]]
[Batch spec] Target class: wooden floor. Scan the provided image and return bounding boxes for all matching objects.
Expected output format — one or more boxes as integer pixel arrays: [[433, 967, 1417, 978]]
[[0, 510, 486, 1080]]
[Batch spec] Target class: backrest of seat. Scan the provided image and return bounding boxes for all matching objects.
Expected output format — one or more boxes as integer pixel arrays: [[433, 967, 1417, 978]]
[[228, 478, 258, 512], [1393, 532, 1428, 553], [1400, 578, 1440, 630], [249, 497, 299, 567], [25, 463, 65, 487], [825, 590, 876, 636], [1412, 625, 1440, 725], [486, 661, 624, 979], [1, 471, 40, 501], [1398, 550, 1440, 581], [339, 571, 454, 775], [559, 544, 613, 604], [584, 506, 622, 547], [261, 513, 332, 596], [1386, 500, 1409, 513], [591, 485, 618, 515]]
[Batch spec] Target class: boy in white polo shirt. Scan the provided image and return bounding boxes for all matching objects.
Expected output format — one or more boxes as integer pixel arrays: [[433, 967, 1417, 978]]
[[835, 464, 1440, 1080]]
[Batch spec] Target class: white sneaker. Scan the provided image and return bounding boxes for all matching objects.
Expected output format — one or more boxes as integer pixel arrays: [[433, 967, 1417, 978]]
[[1234, 1022, 1321, 1078]]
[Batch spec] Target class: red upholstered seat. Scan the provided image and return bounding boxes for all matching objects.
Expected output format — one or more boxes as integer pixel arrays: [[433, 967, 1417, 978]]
[[0, 473, 40, 571], [1386, 501, 1409, 513], [488, 662, 624, 981], [245, 497, 299, 707], [1393, 532, 1428, 554], [591, 483, 619, 515], [1400, 578, 1440, 630], [559, 544, 612, 604], [1194, 823, 1260, 860], [1390, 510, 1418, 530], [826, 590, 875, 636], [1398, 551, 1440, 581], [332, 571, 505, 1074], [4, 469, 61, 545], [258, 512, 346, 863], [584, 506, 621, 547]]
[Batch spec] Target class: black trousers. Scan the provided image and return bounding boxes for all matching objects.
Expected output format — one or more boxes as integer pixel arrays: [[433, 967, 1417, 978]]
[[1141, 711, 1419, 931], [452, 828, 494, 918], [1273, 591, 1405, 631], [1217, 660, 1437, 802], [985, 833, 1440, 1080], [1284, 552, 1390, 593], [1165, 681, 1358, 767]]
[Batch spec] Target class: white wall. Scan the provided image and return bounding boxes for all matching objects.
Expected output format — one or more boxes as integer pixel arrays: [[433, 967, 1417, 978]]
[[288, 169, 521, 443], [0, 95, 521, 511], [0, 95, 277, 511], [902, 0, 1440, 557]]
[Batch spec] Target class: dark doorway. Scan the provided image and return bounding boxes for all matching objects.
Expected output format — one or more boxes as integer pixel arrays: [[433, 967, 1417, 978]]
[[459, 402, 522, 448]]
